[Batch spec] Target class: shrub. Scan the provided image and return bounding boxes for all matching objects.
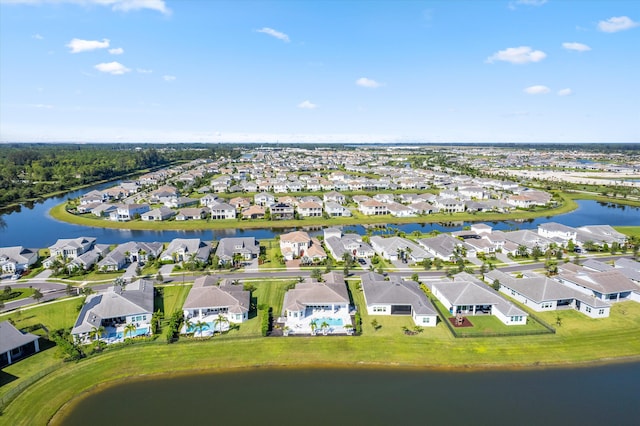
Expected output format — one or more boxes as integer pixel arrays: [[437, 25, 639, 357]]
[[354, 312, 362, 335]]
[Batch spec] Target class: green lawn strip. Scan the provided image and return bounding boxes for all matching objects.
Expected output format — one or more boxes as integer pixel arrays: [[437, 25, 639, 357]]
[[0, 288, 35, 303], [615, 226, 640, 238], [0, 298, 84, 332], [65, 271, 124, 282], [157, 284, 192, 316]]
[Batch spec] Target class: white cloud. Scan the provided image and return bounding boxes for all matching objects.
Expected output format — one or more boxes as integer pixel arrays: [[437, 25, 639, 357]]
[[32, 33, 44, 40], [486, 46, 546, 64], [598, 16, 639, 33], [108, 47, 124, 55], [524, 85, 551, 94], [356, 77, 383, 88], [4, 0, 170, 15], [94, 61, 131, 75], [297, 100, 317, 109], [562, 42, 591, 52], [162, 75, 176, 81], [67, 38, 109, 53], [137, 68, 153, 74], [557, 88, 573, 96], [256, 27, 290, 42]]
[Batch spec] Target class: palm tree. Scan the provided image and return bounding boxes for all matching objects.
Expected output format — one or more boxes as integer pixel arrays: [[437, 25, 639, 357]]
[[309, 320, 318, 335], [216, 313, 229, 334], [344, 324, 354, 335], [89, 325, 105, 342], [320, 321, 330, 335], [194, 320, 208, 338], [124, 322, 137, 339]]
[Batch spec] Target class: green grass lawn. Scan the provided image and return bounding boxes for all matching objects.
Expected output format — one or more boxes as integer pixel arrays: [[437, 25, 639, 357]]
[[156, 284, 191, 316], [0, 288, 35, 303], [0, 298, 84, 332], [615, 226, 640, 238], [66, 271, 124, 282], [259, 240, 285, 269]]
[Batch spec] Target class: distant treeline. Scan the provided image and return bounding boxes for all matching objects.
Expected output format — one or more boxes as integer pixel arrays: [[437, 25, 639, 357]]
[[0, 143, 240, 208]]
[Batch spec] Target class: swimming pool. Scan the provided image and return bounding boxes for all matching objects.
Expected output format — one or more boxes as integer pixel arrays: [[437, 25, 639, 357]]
[[312, 317, 343, 327], [185, 320, 227, 333], [108, 327, 149, 339]]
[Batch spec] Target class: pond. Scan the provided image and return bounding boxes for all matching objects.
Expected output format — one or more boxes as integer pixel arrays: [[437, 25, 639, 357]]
[[56, 364, 640, 425]]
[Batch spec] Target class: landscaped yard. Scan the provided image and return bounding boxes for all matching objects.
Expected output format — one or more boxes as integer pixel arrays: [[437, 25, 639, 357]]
[[0, 297, 84, 333], [66, 270, 124, 282], [155, 284, 191, 316], [0, 287, 36, 303]]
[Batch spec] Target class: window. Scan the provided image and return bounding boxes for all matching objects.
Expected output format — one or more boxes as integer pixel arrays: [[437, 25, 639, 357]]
[[585, 307, 592, 313], [598, 309, 604, 315], [423, 317, 430, 324]]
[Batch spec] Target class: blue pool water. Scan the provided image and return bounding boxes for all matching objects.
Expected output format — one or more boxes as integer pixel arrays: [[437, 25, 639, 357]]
[[186, 320, 226, 333], [312, 317, 343, 327], [108, 327, 149, 339]]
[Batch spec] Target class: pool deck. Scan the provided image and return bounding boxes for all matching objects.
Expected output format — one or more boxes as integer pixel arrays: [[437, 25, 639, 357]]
[[282, 307, 353, 336]]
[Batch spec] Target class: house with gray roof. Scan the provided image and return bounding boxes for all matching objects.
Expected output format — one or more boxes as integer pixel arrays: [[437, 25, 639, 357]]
[[215, 237, 260, 266], [281, 272, 352, 335], [614, 258, 640, 283], [141, 206, 176, 221], [324, 233, 375, 261], [361, 272, 437, 327], [427, 274, 528, 325], [160, 238, 211, 264], [418, 234, 462, 261], [97, 241, 164, 271], [71, 279, 154, 344], [182, 277, 250, 328], [370, 236, 430, 263], [485, 270, 610, 319], [0, 321, 40, 367], [556, 264, 640, 303], [0, 246, 38, 274], [576, 225, 627, 246]]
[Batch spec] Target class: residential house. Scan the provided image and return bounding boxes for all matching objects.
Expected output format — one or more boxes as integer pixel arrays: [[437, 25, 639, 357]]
[[418, 234, 462, 261], [359, 200, 389, 216], [279, 231, 327, 262], [209, 202, 236, 220], [361, 272, 438, 327], [141, 206, 176, 221], [149, 186, 179, 204], [556, 264, 640, 303], [281, 272, 351, 335], [324, 232, 375, 260], [109, 203, 150, 222], [538, 222, 577, 244], [576, 225, 627, 247], [486, 270, 610, 319], [160, 238, 211, 264], [97, 241, 163, 271], [71, 279, 154, 344], [215, 237, 260, 266], [175, 207, 209, 221], [45, 237, 96, 267], [182, 277, 250, 329], [324, 202, 352, 217], [0, 246, 39, 274], [164, 197, 198, 209], [270, 203, 295, 220], [427, 275, 528, 326], [297, 201, 323, 217], [200, 194, 219, 207], [241, 205, 266, 219], [254, 192, 276, 207], [370, 236, 430, 263], [0, 321, 40, 367], [229, 197, 251, 210]]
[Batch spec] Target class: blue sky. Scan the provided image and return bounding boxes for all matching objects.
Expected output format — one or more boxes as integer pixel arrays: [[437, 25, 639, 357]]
[[0, 0, 638, 143]]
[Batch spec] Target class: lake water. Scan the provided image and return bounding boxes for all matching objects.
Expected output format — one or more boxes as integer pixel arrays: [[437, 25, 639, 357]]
[[1, 182, 638, 247], [57, 364, 640, 425]]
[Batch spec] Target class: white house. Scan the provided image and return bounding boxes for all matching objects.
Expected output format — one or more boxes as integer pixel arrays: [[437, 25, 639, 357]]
[[109, 203, 150, 222], [141, 206, 176, 221], [160, 238, 211, 264], [71, 279, 154, 344], [0, 321, 40, 367], [182, 277, 250, 330], [0, 246, 39, 274], [279, 231, 326, 262]]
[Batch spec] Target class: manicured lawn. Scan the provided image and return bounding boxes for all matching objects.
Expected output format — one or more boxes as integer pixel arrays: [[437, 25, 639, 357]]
[[259, 239, 285, 270], [615, 226, 640, 238], [0, 287, 35, 303], [156, 284, 191, 316], [0, 298, 84, 332], [66, 271, 124, 282]]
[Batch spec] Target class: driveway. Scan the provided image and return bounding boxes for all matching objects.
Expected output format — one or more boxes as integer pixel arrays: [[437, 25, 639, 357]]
[[495, 253, 516, 265], [122, 262, 139, 281], [244, 258, 259, 272]]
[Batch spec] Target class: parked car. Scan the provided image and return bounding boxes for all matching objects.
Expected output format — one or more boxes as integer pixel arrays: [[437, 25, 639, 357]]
[[358, 258, 366, 265]]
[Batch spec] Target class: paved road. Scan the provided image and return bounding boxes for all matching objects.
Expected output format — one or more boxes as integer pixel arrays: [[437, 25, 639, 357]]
[[0, 281, 72, 313]]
